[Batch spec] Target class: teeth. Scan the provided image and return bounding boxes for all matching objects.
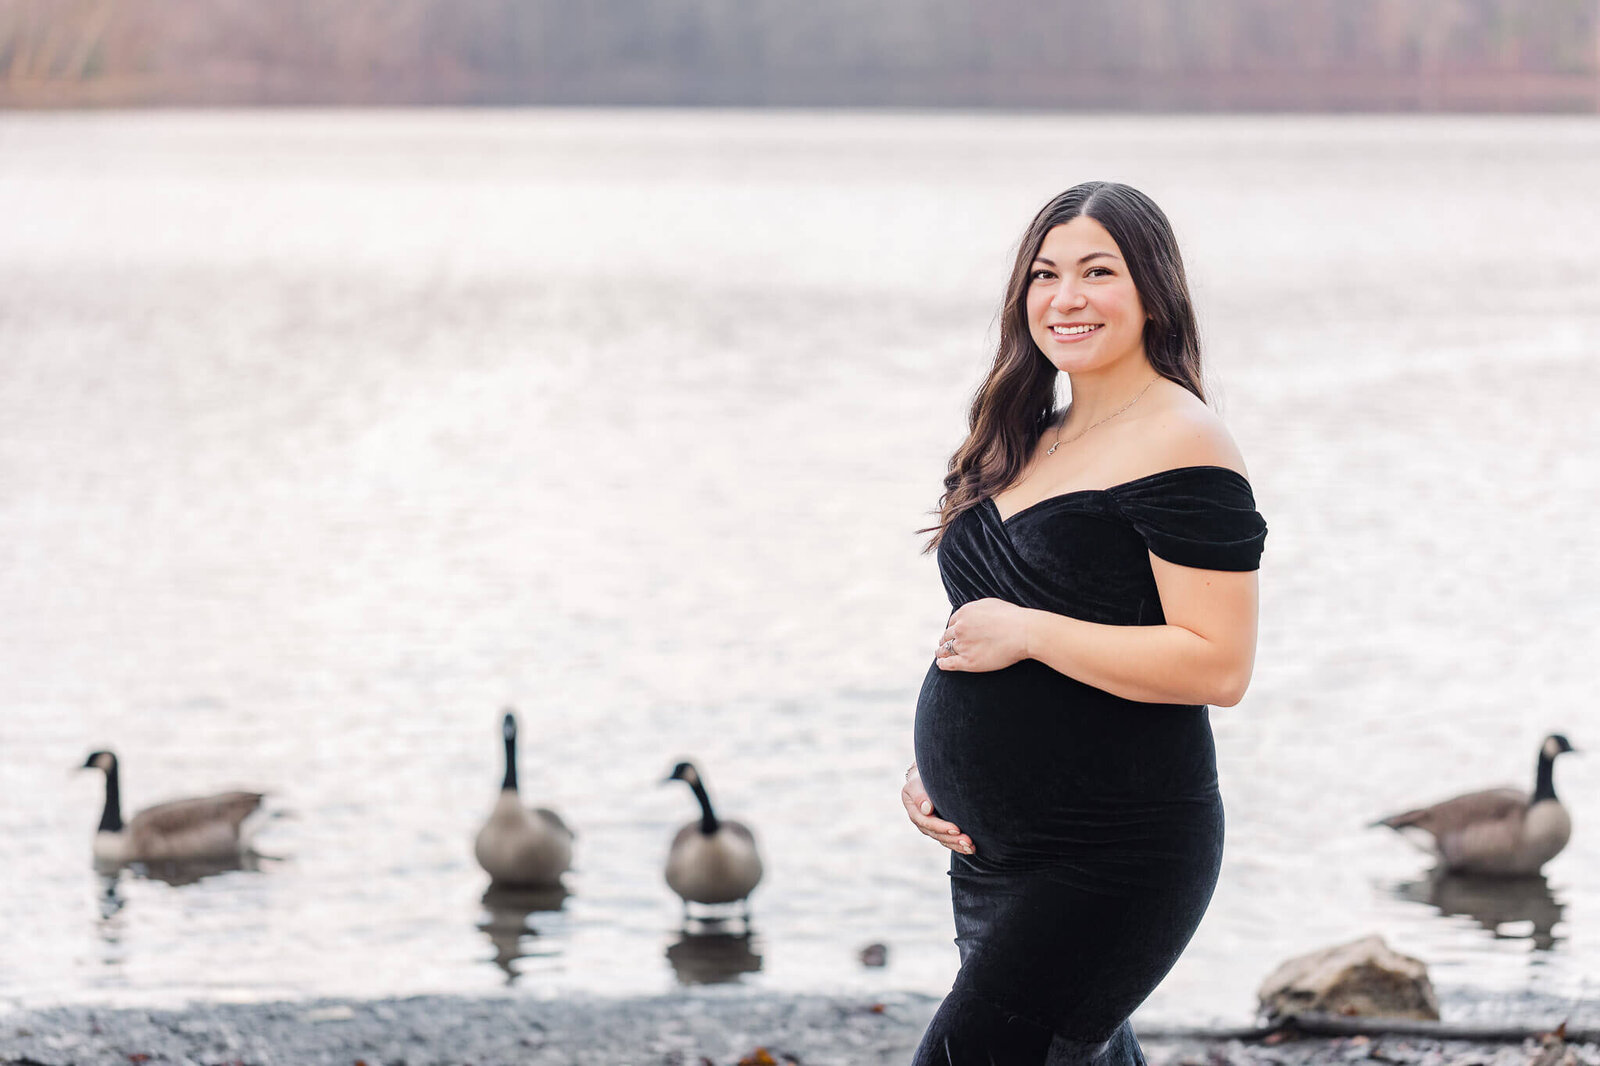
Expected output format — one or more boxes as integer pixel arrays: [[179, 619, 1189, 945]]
[[1052, 324, 1100, 336]]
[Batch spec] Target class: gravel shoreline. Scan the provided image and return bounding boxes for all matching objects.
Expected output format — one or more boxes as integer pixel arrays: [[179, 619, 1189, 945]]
[[5, 992, 1597, 1066]]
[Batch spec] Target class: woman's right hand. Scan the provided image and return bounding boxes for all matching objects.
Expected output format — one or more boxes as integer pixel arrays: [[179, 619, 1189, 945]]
[[901, 765, 974, 855]]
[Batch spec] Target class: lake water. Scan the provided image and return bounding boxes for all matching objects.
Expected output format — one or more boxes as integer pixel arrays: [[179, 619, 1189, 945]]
[[1, 110, 1597, 1026]]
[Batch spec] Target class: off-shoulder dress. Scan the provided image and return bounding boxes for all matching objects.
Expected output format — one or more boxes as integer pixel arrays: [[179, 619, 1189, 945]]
[[911, 465, 1267, 1065]]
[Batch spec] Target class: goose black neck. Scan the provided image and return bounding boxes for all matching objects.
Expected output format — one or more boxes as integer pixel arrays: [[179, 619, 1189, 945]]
[[99, 761, 123, 833], [501, 733, 519, 793], [1533, 750, 1558, 803], [688, 778, 720, 835]]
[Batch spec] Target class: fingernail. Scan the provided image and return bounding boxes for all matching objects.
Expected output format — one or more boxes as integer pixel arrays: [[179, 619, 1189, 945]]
[[946, 827, 958, 834], [920, 802, 932, 815]]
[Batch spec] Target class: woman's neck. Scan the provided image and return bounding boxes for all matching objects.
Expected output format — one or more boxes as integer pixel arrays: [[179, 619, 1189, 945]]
[[1061, 358, 1158, 427]]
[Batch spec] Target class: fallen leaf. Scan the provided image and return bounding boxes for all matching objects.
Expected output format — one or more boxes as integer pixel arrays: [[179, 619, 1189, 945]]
[[128, 1056, 151, 1064], [738, 1049, 777, 1066], [869, 1003, 886, 1014]]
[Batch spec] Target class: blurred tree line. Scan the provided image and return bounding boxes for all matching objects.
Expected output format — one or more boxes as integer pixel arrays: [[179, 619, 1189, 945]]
[[2, 0, 1596, 109]]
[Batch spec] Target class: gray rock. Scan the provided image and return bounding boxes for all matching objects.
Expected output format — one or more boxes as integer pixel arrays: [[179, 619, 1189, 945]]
[[1258, 935, 1440, 1021]]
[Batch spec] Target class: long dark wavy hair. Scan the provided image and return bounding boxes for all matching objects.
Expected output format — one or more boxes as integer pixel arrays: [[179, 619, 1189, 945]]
[[923, 181, 1205, 551]]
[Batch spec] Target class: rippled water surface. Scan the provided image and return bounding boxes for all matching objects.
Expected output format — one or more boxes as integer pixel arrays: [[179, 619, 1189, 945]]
[[1, 110, 1597, 1025]]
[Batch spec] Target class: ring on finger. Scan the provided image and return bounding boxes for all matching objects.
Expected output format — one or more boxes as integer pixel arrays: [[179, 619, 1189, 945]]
[[939, 639, 955, 657]]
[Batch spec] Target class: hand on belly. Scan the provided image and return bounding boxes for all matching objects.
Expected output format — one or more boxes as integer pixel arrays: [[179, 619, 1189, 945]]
[[901, 765, 975, 855], [936, 598, 1031, 673]]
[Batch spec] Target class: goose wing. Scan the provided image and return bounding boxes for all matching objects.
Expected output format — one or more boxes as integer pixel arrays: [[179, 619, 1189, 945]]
[[131, 791, 265, 835], [533, 807, 574, 839], [721, 820, 759, 847], [126, 791, 265, 862], [1375, 787, 1525, 837]]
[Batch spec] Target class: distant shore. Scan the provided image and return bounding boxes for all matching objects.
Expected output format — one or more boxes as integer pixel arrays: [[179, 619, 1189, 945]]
[[4, 0, 1597, 112], [4, 989, 1596, 1066]]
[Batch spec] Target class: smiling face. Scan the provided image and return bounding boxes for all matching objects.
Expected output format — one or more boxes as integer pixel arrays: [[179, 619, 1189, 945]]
[[1025, 215, 1149, 377]]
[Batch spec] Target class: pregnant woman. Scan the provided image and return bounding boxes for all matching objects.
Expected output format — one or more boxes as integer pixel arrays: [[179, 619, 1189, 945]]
[[903, 182, 1266, 1064]]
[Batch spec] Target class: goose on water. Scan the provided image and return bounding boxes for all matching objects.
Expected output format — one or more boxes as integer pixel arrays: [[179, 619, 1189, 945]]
[[663, 760, 763, 920], [1372, 733, 1576, 876], [474, 710, 573, 889], [79, 750, 265, 866]]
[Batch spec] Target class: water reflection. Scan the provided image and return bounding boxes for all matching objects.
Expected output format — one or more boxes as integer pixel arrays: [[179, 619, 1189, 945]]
[[97, 871, 125, 919], [95, 871, 127, 973], [1393, 870, 1565, 950], [477, 884, 568, 983], [666, 923, 763, 985], [92, 850, 265, 896], [139, 852, 266, 888]]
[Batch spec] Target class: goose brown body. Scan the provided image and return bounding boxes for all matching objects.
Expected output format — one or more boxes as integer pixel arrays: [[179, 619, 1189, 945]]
[[664, 819, 763, 904], [474, 793, 573, 887]]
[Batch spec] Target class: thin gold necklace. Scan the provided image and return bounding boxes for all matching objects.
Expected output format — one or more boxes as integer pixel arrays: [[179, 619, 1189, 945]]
[[1046, 376, 1160, 456]]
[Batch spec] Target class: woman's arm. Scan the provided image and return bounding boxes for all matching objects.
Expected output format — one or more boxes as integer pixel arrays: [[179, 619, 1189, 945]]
[[936, 559, 1259, 707]]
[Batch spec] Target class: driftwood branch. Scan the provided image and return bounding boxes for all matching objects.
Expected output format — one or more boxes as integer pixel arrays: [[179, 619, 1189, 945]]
[[1140, 1013, 1596, 1044]]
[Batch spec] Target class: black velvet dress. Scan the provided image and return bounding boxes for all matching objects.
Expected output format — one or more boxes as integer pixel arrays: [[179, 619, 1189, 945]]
[[911, 465, 1266, 1066]]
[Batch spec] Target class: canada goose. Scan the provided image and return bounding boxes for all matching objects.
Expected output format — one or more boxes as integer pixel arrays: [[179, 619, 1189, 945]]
[[1373, 733, 1576, 876], [663, 760, 763, 919], [474, 710, 573, 889], [79, 750, 265, 866]]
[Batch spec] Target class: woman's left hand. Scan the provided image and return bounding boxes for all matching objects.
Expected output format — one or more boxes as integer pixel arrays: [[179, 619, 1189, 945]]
[[935, 598, 1031, 672]]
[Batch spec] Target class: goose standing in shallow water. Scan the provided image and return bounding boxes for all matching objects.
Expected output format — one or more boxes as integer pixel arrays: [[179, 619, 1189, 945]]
[[474, 710, 573, 889], [79, 750, 265, 866], [1373, 733, 1576, 876], [663, 761, 763, 920]]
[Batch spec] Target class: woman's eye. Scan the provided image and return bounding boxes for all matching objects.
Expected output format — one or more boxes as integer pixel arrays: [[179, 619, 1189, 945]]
[[1031, 269, 1055, 281], [1085, 266, 1112, 278]]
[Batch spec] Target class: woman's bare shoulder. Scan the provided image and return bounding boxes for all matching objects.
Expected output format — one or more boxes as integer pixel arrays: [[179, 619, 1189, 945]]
[[1133, 382, 1248, 479]]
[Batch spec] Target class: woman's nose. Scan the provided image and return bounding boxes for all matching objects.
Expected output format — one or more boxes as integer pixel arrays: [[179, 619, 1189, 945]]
[[1049, 281, 1085, 311]]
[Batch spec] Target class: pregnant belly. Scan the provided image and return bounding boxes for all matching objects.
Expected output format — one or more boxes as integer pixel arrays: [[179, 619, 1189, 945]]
[[912, 660, 1220, 867]]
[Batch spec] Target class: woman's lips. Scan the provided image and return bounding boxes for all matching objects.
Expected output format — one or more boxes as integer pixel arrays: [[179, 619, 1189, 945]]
[[1048, 323, 1103, 342]]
